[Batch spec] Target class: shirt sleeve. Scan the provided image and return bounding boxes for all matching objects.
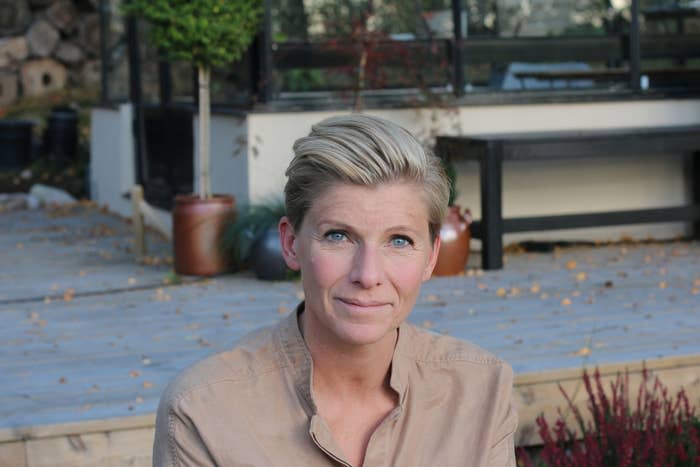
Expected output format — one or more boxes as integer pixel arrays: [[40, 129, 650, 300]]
[[487, 364, 519, 467], [152, 393, 217, 467]]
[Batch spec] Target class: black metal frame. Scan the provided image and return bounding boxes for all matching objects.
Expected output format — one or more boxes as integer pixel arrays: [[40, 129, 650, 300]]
[[436, 126, 700, 270], [109, 0, 700, 109]]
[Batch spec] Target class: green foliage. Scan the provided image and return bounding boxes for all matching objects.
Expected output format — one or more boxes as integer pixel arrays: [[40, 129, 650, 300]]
[[122, 0, 263, 69], [221, 198, 286, 267]]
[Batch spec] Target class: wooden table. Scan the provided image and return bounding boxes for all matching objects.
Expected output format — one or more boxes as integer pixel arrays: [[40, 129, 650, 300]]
[[436, 125, 700, 270]]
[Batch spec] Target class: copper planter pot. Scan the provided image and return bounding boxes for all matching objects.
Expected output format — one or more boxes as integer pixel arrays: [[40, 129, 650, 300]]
[[173, 194, 236, 276], [433, 205, 472, 276]]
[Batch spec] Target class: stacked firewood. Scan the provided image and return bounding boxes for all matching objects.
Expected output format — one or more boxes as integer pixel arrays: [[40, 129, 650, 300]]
[[0, 0, 101, 106]]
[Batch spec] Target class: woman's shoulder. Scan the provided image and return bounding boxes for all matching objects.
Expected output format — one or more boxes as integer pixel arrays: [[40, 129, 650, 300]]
[[398, 322, 509, 370], [160, 322, 284, 407]]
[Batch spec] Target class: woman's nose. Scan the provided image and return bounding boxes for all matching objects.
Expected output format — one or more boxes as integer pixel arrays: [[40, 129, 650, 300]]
[[349, 245, 383, 288]]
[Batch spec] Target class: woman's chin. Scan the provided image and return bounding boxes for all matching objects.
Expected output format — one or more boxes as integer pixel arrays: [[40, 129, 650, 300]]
[[329, 320, 396, 347]]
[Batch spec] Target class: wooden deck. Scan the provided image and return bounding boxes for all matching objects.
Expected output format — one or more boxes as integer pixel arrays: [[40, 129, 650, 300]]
[[1, 207, 699, 466]]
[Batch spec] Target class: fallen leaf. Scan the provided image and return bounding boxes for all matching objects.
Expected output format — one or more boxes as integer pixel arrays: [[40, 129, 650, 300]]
[[692, 288, 699, 295], [496, 287, 507, 298], [421, 320, 434, 329], [565, 260, 577, 270], [16, 243, 24, 249], [574, 346, 591, 357], [426, 294, 440, 302], [571, 290, 582, 297], [477, 282, 488, 290], [222, 313, 231, 320], [127, 277, 136, 285], [63, 288, 75, 301], [78, 270, 87, 277], [659, 281, 668, 289], [575, 272, 588, 282], [143, 381, 153, 389], [135, 397, 144, 404], [540, 293, 549, 300], [693, 278, 700, 287], [59, 377, 67, 384], [561, 298, 572, 306], [129, 370, 141, 378], [278, 305, 289, 314], [509, 287, 521, 297], [530, 283, 541, 294]]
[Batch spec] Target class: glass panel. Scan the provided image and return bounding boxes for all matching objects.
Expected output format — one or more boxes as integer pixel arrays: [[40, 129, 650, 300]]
[[639, 0, 700, 91], [462, 0, 632, 93], [269, 0, 453, 97]]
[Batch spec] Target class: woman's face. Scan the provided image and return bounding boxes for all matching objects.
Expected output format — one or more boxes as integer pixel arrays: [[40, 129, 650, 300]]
[[279, 181, 440, 348]]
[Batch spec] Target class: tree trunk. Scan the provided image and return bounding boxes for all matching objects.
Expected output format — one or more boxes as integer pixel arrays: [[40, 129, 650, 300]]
[[47, 0, 79, 34], [0, 0, 31, 36], [198, 66, 211, 200], [78, 13, 100, 56], [54, 40, 83, 65], [20, 58, 66, 96], [0, 36, 29, 63], [26, 19, 60, 57], [0, 71, 19, 106]]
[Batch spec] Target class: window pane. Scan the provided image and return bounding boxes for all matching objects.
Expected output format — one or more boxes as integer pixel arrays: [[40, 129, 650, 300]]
[[639, 0, 700, 91], [463, 0, 632, 93]]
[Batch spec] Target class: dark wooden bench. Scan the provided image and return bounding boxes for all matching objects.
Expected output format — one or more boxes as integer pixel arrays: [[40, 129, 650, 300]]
[[436, 125, 700, 270]]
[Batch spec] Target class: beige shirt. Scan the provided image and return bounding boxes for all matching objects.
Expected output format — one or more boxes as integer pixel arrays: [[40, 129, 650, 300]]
[[153, 306, 518, 466]]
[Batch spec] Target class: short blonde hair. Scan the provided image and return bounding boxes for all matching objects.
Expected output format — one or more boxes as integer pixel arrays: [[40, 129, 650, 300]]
[[284, 114, 450, 240]]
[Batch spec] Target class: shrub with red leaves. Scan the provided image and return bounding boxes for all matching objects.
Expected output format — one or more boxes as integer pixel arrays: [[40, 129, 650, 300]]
[[517, 367, 700, 467]]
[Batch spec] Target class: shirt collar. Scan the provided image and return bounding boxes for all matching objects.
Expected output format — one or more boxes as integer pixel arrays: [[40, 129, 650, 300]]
[[276, 302, 410, 414]]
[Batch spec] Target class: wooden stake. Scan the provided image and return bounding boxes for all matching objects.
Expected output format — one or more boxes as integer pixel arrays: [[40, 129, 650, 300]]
[[131, 185, 146, 258]]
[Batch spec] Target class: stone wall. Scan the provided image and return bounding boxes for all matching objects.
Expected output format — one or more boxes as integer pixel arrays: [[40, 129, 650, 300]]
[[0, 0, 101, 106]]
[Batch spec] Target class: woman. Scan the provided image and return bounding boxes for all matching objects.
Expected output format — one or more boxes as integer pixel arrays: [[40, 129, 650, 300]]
[[153, 115, 517, 466]]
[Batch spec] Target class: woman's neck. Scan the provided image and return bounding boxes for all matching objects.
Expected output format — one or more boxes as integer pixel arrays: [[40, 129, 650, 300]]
[[299, 311, 397, 399]]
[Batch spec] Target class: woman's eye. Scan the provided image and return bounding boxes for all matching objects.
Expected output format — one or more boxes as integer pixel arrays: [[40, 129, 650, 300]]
[[391, 236, 412, 248], [325, 231, 347, 242]]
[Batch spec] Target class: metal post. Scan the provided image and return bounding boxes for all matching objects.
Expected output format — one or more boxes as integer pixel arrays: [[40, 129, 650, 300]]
[[98, 0, 110, 104], [451, 0, 465, 96], [158, 57, 172, 107], [480, 142, 503, 270], [127, 14, 146, 186], [256, 0, 274, 103], [629, 0, 641, 91]]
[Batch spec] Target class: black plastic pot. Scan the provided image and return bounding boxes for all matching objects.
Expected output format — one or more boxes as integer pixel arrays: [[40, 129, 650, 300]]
[[0, 120, 34, 169], [44, 107, 78, 164]]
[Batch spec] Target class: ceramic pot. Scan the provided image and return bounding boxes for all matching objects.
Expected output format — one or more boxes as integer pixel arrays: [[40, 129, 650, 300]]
[[433, 205, 472, 276], [173, 194, 236, 276], [250, 226, 289, 280]]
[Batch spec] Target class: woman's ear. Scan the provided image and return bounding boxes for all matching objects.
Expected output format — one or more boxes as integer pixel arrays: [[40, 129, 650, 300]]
[[422, 235, 441, 282], [279, 216, 301, 271]]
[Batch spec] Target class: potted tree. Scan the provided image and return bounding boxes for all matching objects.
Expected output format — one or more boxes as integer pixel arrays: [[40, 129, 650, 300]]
[[123, 0, 262, 276]]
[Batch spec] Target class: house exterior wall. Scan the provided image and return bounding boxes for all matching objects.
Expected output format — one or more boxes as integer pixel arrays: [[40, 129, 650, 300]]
[[192, 114, 250, 204], [91, 99, 700, 247], [246, 99, 700, 246], [90, 104, 136, 217]]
